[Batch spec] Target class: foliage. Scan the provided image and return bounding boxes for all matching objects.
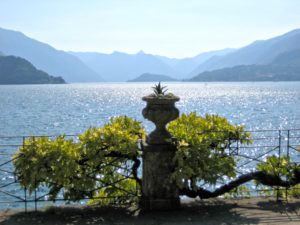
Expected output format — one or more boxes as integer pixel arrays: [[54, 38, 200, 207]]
[[168, 112, 251, 189], [256, 184, 300, 199], [19, 111, 300, 205], [152, 82, 168, 96], [257, 155, 299, 180], [289, 184, 300, 198], [88, 178, 140, 206], [223, 185, 251, 199], [13, 116, 144, 202], [256, 155, 300, 198]]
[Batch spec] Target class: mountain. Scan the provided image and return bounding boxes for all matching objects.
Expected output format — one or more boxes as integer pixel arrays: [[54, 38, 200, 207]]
[[71, 49, 235, 81], [3, 26, 299, 82], [189, 49, 300, 82], [128, 73, 177, 82], [0, 28, 103, 82], [70, 51, 180, 82], [156, 48, 235, 75], [271, 49, 300, 66], [0, 55, 65, 84], [189, 29, 300, 77]]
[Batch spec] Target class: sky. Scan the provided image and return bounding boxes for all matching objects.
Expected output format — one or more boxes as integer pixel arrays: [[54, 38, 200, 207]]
[[0, 0, 300, 58]]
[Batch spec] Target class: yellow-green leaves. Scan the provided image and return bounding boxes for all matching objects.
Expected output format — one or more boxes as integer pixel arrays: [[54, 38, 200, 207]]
[[13, 112, 254, 203], [257, 155, 296, 178], [13, 137, 80, 194], [256, 155, 300, 198], [13, 116, 144, 202], [168, 112, 251, 188], [87, 178, 140, 206]]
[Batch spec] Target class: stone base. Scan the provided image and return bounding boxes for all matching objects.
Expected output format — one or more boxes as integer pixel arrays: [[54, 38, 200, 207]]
[[141, 197, 180, 211], [141, 142, 180, 211]]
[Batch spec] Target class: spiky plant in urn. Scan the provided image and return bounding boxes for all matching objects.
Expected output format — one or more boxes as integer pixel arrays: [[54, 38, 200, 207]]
[[142, 82, 180, 144]]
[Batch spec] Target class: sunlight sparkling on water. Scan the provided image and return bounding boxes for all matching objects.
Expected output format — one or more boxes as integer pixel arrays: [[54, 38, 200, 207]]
[[0, 82, 299, 136]]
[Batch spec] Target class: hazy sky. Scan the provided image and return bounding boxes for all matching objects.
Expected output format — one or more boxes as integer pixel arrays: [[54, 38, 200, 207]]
[[1, 0, 299, 58]]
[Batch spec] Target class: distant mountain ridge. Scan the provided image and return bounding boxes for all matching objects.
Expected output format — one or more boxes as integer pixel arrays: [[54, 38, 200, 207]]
[[0, 55, 65, 84], [189, 29, 300, 77], [128, 73, 177, 82], [0, 28, 103, 82], [70, 49, 235, 82], [70, 51, 180, 82], [155, 48, 235, 75], [190, 49, 300, 82], [1, 27, 300, 82]]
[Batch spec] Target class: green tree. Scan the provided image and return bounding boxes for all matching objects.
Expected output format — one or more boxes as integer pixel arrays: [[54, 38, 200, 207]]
[[168, 113, 251, 189], [13, 114, 300, 205], [14, 116, 144, 202]]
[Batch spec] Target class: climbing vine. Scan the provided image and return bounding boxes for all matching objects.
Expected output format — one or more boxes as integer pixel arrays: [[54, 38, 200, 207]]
[[13, 113, 300, 204], [168, 112, 251, 189], [14, 116, 144, 202]]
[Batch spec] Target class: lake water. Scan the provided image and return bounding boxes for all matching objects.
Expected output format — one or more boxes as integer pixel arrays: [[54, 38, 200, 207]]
[[1, 82, 300, 137], [0, 82, 300, 208]]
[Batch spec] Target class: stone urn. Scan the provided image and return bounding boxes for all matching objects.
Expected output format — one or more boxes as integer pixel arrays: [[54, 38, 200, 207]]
[[142, 94, 180, 145], [141, 89, 181, 210]]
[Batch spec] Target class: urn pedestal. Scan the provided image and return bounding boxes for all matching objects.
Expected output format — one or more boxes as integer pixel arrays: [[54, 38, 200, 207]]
[[142, 96, 180, 145], [141, 95, 180, 210]]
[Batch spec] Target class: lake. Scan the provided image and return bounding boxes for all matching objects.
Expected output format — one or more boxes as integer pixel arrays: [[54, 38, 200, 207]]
[[0, 82, 300, 208], [0, 82, 300, 137]]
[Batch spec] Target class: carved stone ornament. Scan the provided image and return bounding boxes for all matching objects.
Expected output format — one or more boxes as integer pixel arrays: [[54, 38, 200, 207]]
[[142, 95, 180, 144]]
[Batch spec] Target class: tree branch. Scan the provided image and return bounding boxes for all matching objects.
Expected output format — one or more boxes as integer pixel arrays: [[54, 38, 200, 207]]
[[131, 156, 142, 186], [180, 170, 300, 199]]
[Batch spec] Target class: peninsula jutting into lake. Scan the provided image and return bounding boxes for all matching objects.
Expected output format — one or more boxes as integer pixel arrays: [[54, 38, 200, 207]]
[[0, 55, 65, 84]]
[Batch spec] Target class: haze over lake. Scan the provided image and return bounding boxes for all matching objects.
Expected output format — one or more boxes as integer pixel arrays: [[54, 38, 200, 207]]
[[0, 82, 299, 137]]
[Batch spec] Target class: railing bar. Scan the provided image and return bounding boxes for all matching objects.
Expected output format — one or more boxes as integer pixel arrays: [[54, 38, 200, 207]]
[[236, 147, 280, 168], [276, 130, 282, 201], [288, 146, 300, 151], [287, 130, 290, 159], [0, 154, 23, 167], [0, 189, 25, 201], [0, 134, 79, 138], [0, 159, 16, 167], [0, 129, 296, 139], [0, 169, 15, 174], [34, 177, 37, 212], [0, 145, 23, 147], [0, 181, 18, 189], [18, 194, 140, 203], [197, 128, 300, 134], [286, 136, 300, 139], [241, 137, 281, 140], [0, 200, 29, 204], [1, 131, 297, 139], [237, 145, 282, 149], [24, 188, 27, 213], [237, 155, 265, 163]]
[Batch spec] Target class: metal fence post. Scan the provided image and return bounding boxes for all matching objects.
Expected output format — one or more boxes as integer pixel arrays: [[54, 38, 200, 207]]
[[276, 130, 282, 201]]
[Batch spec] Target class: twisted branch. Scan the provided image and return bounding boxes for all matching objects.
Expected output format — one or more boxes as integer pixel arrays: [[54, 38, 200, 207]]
[[180, 169, 300, 199]]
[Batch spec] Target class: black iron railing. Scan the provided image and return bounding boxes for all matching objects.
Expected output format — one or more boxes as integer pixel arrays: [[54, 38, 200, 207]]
[[196, 129, 300, 198], [0, 135, 140, 211], [0, 129, 299, 211]]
